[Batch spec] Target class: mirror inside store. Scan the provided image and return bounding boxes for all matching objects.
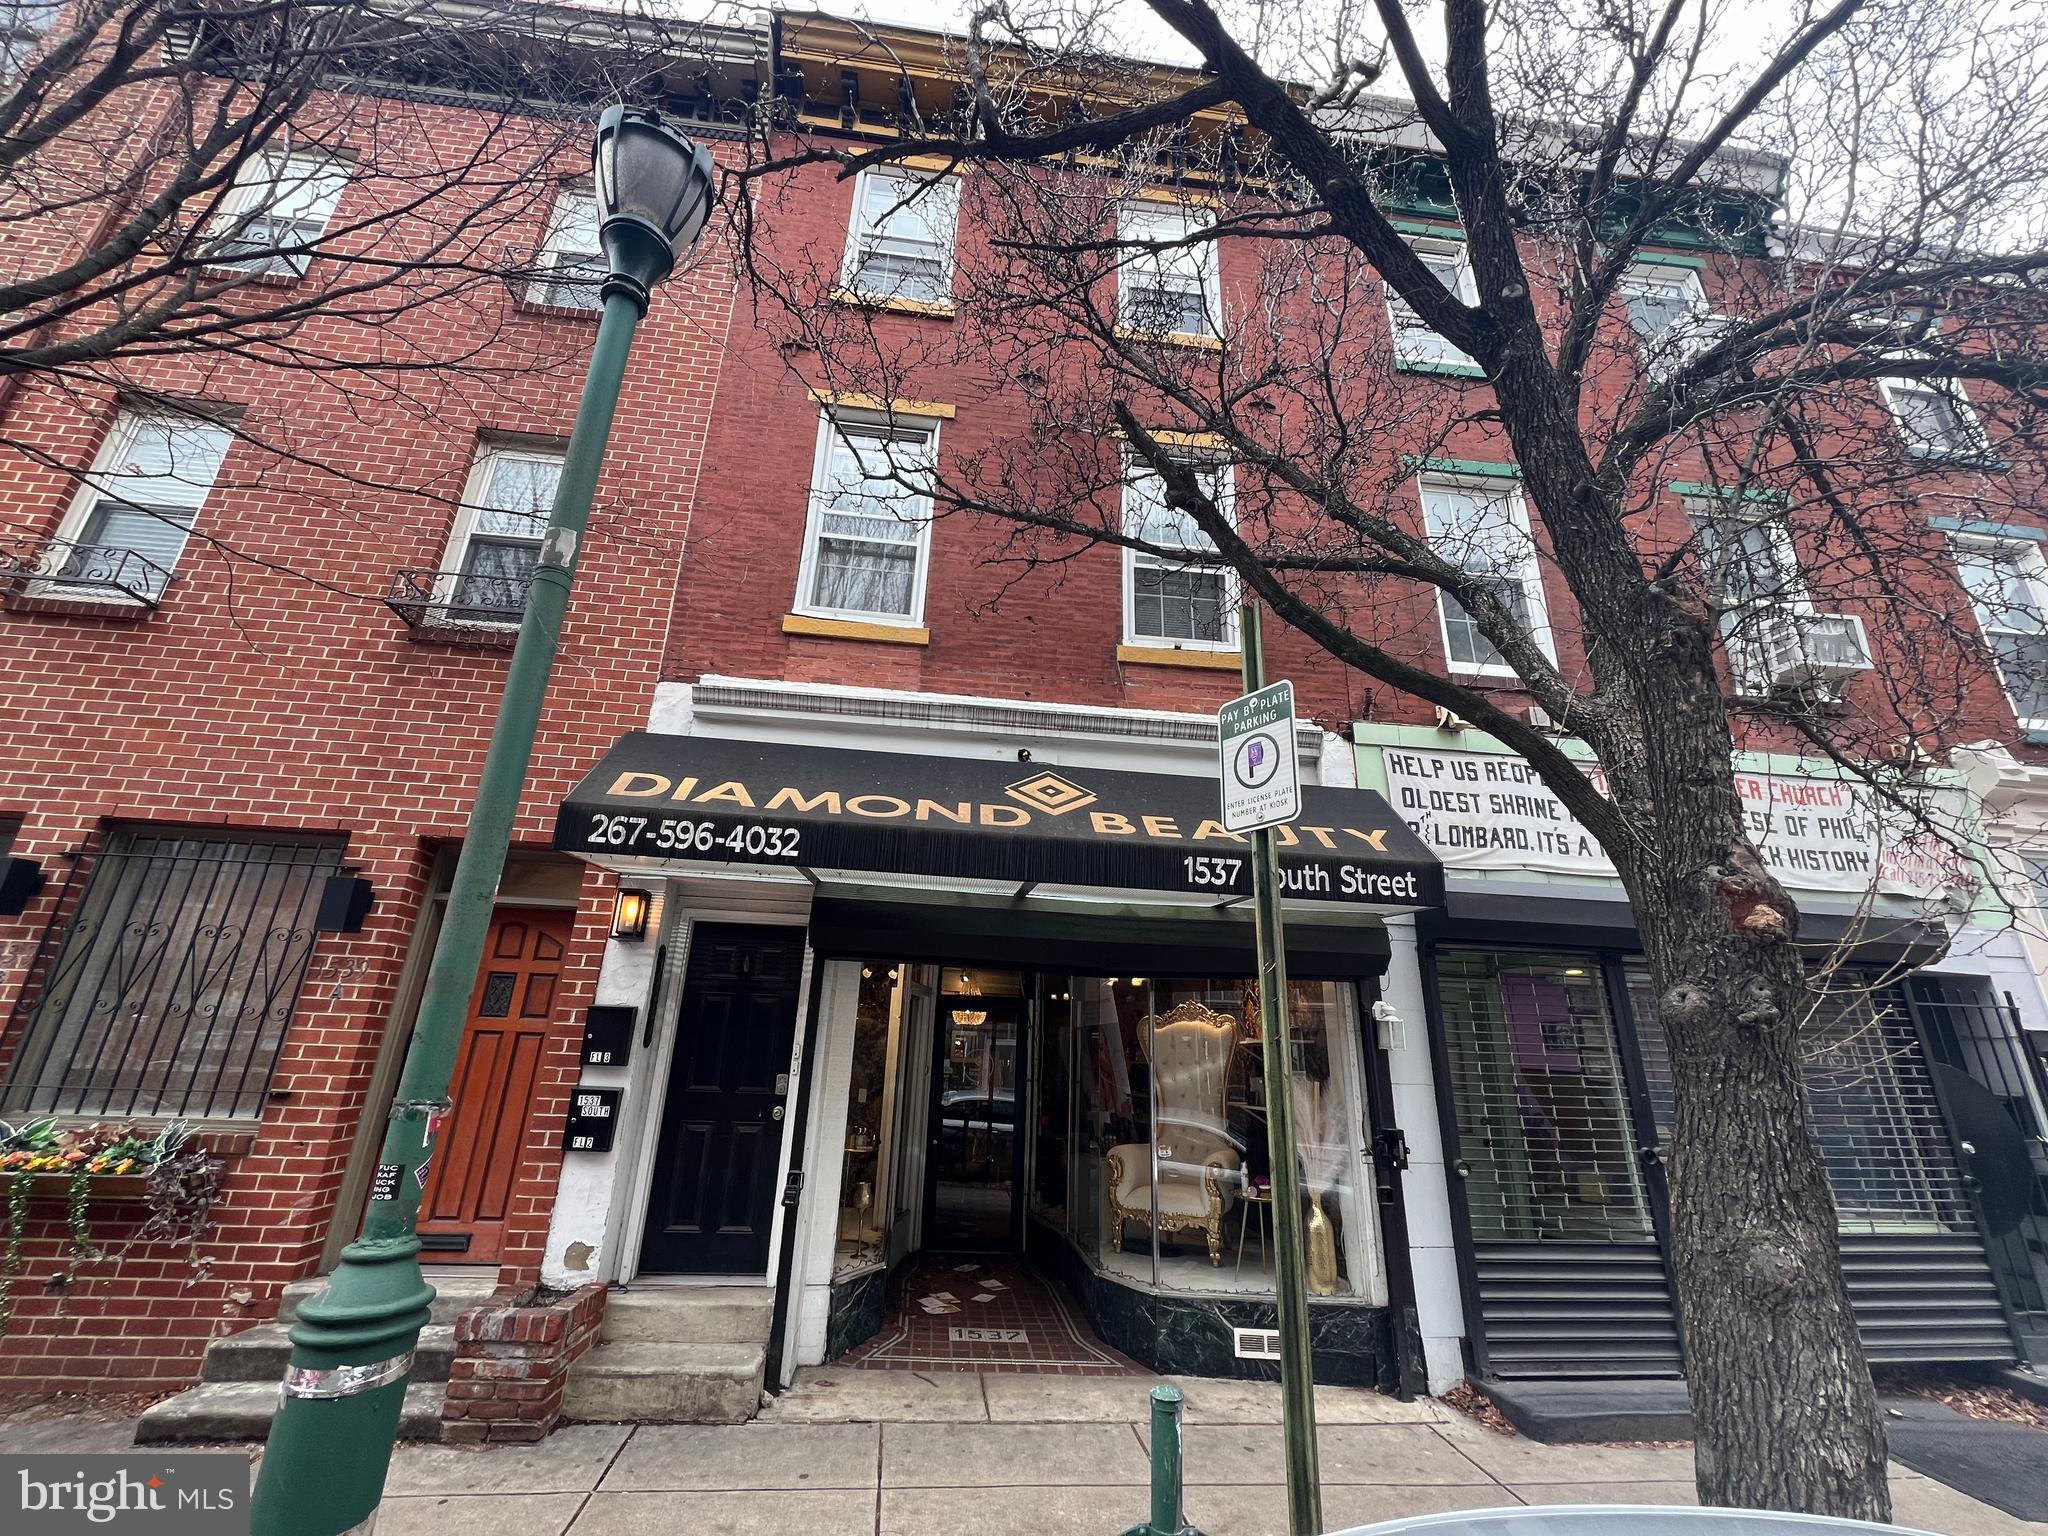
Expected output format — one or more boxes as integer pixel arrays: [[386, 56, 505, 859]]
[[834, 963, 1373, 1299]]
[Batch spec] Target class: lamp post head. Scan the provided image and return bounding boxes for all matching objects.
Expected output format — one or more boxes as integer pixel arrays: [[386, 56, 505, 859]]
[[592, 103, 716, 311]]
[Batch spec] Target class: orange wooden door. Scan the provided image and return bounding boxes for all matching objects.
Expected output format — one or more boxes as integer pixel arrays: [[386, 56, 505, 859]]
[[418, 908, 574, 1264]]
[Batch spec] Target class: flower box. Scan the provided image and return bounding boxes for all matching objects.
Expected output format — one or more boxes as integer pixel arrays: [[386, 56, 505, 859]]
[[0, 1172, 154, 1201]]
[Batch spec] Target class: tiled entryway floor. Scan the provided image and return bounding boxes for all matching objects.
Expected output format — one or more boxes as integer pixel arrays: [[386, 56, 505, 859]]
[[836, 1253, 1143, 1375]]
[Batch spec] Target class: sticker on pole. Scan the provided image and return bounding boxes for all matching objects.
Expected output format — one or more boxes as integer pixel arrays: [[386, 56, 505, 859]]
[[1218, 680, 1299, 833]]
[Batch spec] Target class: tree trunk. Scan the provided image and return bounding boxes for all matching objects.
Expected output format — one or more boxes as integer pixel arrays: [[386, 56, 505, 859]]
[[1605, 681, 1889, 1517]]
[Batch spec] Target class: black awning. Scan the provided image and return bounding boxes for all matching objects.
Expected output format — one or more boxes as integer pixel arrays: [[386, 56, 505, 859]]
[[555, 732, 1443, 910], [807, 896, 1392, 978]]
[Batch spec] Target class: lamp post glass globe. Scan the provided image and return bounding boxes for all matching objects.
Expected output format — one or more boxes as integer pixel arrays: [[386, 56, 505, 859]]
[[592, 103, 716, 303]]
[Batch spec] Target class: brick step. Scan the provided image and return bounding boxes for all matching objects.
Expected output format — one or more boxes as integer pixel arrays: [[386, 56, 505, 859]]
[[201, 1323, 455, 1384], [135, 1380, 446, 1444], [276, 1274, 496, 1328], [560, 1340, 764, 1424], [600, 1286, 772, 1344]]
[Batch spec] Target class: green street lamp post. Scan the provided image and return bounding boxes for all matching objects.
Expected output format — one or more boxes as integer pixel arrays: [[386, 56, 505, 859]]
[[249, 104, 715, 1536]]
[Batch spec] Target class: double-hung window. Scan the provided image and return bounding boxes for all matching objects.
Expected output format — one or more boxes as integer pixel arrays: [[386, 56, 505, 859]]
[[1418, 476, 1549, 674], [796, 413, 938, 624], [1881, 374, 1990, 462], [438, 444, 564, 625], [1387, 237, 1478, 371], [202, 150, 346, 279], [46, 408, 232, 603], [1691, 498, 1869, 694], [1117, 201, 1221, 341], [528, 185, 604, 311], [1953, 535, 2048, 731], [841, 168, 960, 308], [1620, 266, 1727, 384], [1123, 455, 1236, 648]]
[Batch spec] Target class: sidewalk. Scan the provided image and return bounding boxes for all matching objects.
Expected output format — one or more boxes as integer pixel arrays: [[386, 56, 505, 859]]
[[9, 1369, 2040, 1536]]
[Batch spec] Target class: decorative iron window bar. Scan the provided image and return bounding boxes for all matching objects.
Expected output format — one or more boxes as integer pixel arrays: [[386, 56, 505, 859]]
[[384, 566, 534, 633], [0, 533, 174, 606], [0, 830, 343, 1120]]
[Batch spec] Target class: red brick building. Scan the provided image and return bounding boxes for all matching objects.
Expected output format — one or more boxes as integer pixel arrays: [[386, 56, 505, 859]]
[[2, 5, 2045, 1426], [0, 10, 765, 1396]]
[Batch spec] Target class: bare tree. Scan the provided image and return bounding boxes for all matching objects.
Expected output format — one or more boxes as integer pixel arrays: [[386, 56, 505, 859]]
[[0, 0, 752, 590], [732, 0, 2048, 1516]]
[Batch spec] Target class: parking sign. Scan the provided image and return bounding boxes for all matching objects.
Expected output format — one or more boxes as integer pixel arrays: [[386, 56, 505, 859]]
[[1218, 680, 1299, 832]]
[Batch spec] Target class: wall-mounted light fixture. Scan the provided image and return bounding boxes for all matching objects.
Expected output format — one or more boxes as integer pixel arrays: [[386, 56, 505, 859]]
[[612, 887, 652, 942], [0, 856, 46, 917], [315, 870, 377, 933]]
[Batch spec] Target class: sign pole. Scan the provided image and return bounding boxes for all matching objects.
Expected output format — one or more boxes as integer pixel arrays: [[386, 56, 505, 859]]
[[1235, 601, 1323, 1536]]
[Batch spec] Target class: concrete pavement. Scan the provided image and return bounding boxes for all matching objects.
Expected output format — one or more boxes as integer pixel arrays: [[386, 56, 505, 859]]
[[8, 1369, 2041, 1535]]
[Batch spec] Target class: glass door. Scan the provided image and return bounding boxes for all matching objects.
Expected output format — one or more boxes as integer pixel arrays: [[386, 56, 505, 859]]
[[927, 968, 1026, 1249]]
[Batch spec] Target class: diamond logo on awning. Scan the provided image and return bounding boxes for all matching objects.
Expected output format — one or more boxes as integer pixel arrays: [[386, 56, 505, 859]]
[[1005, 771, 1098, 816]]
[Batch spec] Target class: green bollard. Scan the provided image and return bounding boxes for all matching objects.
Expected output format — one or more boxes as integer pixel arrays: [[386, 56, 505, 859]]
[[1121, 1385, 1207, 1536]]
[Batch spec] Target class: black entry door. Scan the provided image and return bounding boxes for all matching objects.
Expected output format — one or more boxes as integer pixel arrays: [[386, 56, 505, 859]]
[[639, 924, 805, 1274]]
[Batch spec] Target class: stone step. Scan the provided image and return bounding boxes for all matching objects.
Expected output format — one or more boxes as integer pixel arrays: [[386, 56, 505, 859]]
[[276, 1274, 496, 1327], [201, 1324, 455, 1384], [600, 1285, 773, 1344], [135, 1380, 446, 1445], [561, 1340, 764, 1424]]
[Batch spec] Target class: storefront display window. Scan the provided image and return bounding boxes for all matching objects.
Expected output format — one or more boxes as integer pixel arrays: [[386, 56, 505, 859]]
[[827, 960, 1371, 1300], [1074, 975, 1367, 1298], [836, 963, 902, 1276]]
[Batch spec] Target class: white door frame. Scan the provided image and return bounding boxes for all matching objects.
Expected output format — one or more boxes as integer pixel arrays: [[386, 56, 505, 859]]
[[615, 901, 815, 1286]]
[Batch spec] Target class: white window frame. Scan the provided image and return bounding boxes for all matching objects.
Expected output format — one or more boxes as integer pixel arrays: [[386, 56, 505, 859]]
[[1879, 373, 1991, 462], [839, 167, 961, 309], [432, 443, 566, 628], [201, 149, 346, 280], [793, 410, 940, 627], [527, 183, 604, 312], [1951, 532, 2048, 732], [1116, 200, 1222, 341], [43, 407, 233, 605], [1120, 453, 1239, 651], [1387, 237, 1479, 370], [1687, 497, 1815, 694], [1620, 265, 1728, 384], [1416, 474, 1553, 678]]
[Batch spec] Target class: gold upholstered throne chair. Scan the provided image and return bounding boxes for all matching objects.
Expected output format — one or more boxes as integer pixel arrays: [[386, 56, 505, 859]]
[[1105, 1000, 1242, 1265]]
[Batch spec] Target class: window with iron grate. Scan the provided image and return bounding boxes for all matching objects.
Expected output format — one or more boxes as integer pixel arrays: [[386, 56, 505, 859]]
[[1, 829, 344, 1120]]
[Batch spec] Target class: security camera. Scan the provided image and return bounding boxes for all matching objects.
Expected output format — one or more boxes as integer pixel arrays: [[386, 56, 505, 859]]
[[1018, 748, 1033, 763]]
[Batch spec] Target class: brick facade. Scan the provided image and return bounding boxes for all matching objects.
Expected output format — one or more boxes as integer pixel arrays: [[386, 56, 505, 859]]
[[0, 75, 744, 1390]]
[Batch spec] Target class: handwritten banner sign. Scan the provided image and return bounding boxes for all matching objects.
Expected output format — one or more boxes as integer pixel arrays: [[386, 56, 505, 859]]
[[1377, 745, 1965, 900]]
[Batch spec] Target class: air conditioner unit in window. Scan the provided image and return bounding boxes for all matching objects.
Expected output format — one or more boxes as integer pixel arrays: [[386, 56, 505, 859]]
[[1755, 611, 1873, 694]]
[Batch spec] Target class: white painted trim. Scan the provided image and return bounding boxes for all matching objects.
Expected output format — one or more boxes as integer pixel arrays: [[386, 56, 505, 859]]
[[792, 408, 939, 628], [562, 887, 815, 1289], [786, 957, 862, 1377], [1121, 454, 1240, 651], [1416, 473, 1556, 679], [839, 165, 961, 306]]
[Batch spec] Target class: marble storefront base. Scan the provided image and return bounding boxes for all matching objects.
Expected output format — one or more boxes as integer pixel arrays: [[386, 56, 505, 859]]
[[1029, 1222, 1396, 1387], [825, 1264, 889, 1360]]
